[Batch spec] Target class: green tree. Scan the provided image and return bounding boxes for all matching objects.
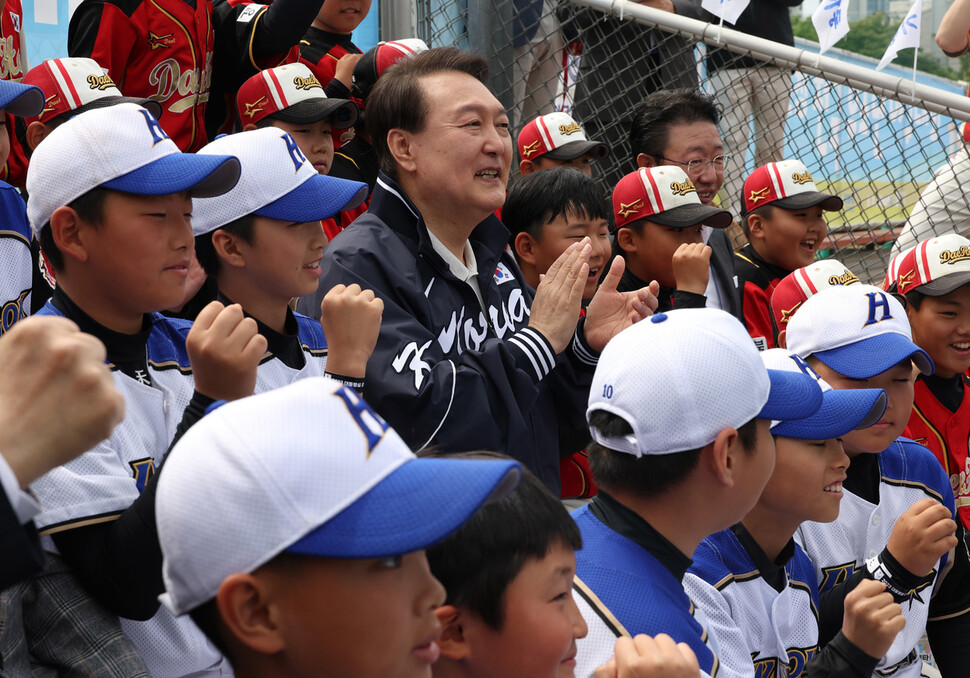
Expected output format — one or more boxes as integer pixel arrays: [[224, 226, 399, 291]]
[[791, 12, 967, 81]]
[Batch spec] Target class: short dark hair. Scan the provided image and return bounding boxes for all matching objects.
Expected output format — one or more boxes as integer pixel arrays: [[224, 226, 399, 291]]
[[742, 203, 774, 239], [503, 167, 609, 247], [194, 214, 256, 279], [904, 289, 926, 310], [367, 47, 490, 179], [423, 450, 582, 630], [587, 410, 759, 497], [629, 90, 722, 161], [39, 187, 111, 272]]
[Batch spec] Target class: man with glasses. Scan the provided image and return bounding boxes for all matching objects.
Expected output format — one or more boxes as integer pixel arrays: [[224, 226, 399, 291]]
[[625, 89, 742, 319]]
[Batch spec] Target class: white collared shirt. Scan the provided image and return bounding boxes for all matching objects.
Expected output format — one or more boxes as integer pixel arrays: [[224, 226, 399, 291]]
[[428, 230, 488, 314]]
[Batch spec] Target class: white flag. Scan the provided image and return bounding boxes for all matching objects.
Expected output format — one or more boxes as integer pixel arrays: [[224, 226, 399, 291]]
[[812, 0, 851, 54], [876, 0, 922, 71], [701, 0, 750, 25]]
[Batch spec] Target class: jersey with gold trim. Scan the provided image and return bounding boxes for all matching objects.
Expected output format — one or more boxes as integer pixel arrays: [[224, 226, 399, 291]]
[[734, 243, 787, 351], [68, 0, 214, 152], [572, 506, 721, 678], [31, 304, 228, 678], [1, 0, 30, 188], [205, 0, 300, 138], [795, 437, 955, 678], [0, 182, 31, 335], [905, 376, 970, 529], [685, 529, 820, 678]]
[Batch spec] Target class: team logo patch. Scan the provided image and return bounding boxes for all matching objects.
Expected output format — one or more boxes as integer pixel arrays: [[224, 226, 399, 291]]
[[748, 187, 770, 204], [147, 31, 174, 50], [39, 93, 59, 120], [9, 12, 19, 33], [236, 4, 263, 22], [521, 139, 541, 158], [779, 301, 802, 325], [791, 171, 814, 184], [39, 250, 56, 289], [828, 270, 859, 285], [129, 457, 156, 493], [494, 262, 515, 285], [293, 75, 323, 91], [244, 96, 267, 119], [669, 179, 696, 196], [939, 245, 970, 265], [617, 199, 643, 219], [86, 73, 115, 91], [558, 122, 582, 136]]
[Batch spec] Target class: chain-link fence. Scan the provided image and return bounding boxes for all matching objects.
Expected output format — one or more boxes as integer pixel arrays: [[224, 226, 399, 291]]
[[383, 0, 970, 286]]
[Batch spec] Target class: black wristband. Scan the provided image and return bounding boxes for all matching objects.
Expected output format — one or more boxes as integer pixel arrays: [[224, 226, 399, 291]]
[[866, 549, 935, 607], [325, 371, 365, 392]]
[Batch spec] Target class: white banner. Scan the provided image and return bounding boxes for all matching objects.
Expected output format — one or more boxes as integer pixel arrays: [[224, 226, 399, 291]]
[[701, 0, 750, 25], [812, 0, 851, 54], [876, 0, 922, 71]]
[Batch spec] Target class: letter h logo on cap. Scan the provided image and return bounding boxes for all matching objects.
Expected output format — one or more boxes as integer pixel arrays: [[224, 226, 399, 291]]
[[140, 108, 169, 146], [864, 291, 893, 327]]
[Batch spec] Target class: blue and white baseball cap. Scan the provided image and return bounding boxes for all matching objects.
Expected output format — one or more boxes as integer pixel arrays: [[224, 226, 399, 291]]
[[25, 103, 241, 237], [786, 284, 933, 379], [156, 377, 521, 616], [0, 77, 44, 117], [587, 308, 823, 457], [761, 349, 886, 440], [191, 127, 368, 235]]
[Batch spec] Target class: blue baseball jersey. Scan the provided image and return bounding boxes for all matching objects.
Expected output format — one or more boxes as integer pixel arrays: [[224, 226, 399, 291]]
[[0, 181, 31, 335]]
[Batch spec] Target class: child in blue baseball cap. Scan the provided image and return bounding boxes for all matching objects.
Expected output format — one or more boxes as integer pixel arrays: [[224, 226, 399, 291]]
[[686, 348, 905, 677]]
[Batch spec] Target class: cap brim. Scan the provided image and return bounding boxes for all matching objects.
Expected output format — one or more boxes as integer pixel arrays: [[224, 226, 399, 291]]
[[101, 153, 241, 198], [758, 369, 824, 421], [285, 458, 522, 558], [0, 82, 44, 118], [269, 98, 359, 129], [67, 95, 163, 121], [814, 333, 933, 378], [771, 388, 887, 439], [916, 271, 970, 296], [773, 192, 844, 212], [253, 175, 368, 222], [650, 203, 733, 229], [544, 139, 610, 161]]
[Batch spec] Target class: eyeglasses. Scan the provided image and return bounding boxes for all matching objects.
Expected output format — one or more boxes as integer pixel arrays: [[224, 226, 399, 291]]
[[660, 154, 733, 176]]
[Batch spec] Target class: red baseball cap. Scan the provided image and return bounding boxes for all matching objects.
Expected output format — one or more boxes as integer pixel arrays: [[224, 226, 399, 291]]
[[237, 63, 358, 128], [895, 234, 970, 296], [351, 39, 428, 104], [517, 112, 609, 162], [741, 160, 843, 217], [23, 58, 161, 124], [771, 259, 860, 332], [612, 166, 732, 231]]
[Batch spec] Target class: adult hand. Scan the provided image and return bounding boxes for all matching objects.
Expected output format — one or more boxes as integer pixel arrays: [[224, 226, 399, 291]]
[[186, 302, 266, 402], [842, 579, 905, 660], [886, 497, 958, 577], [320, 283, 384, 378], [594, 634, 701, 678], [0, 316, 124, 488], [584, 256, 659, 353], [529, 239, 591, 354]]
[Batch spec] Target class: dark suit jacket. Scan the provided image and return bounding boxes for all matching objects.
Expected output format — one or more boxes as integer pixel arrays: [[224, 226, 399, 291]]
[[0, 486, 43, 590]]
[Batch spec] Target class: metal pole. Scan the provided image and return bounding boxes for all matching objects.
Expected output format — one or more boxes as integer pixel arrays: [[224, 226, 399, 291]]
[[379, 0, 418, 41]]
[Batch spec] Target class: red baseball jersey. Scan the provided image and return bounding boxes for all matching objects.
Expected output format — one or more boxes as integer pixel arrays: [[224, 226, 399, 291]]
[[734, 243, 787, 350], [69, 0, 214, 152], [298, 28, 359, 148], [321, 200, 367, 242], [906, 376, 970, 528], [1, 0, 29, 187]]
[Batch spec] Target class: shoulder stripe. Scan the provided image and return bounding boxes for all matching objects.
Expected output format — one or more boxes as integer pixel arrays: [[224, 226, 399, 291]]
[[788, 578, 821, 619], [0, 229, 29, 247], [573, 576, 631, 638], [735, 252, 758, 268], [302, 345, 328, 357], [880, 475, 945, 504], [40, 511, 122, 536], [712, 568, 759, 591], [911, 404, 948, 473], [148, 359, 193, 374], [335, 151, 360, 171]]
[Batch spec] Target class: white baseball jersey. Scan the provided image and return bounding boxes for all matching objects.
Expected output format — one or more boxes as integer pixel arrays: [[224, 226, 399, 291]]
[[0, 182, 31, 335], [253, 311, 329, 392], [33, 305, 231, 678], [686, 528, 821, 678], [795, 438, 955, 678]]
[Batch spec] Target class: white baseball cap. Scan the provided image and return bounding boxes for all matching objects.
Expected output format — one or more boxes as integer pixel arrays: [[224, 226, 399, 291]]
[[786, 284, 933, 379], [157, 377, 522, 617], [587, 308, 823, 457], [611, 166, 733, 231], [761, 349, 886, 439], [26, 103, 241, 237], [740, 159, 843, 217], [236, 63, 358, 128], [191, 128, 368, 235], [895, 233, 970, 296], [771, 259, 860, 332]]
